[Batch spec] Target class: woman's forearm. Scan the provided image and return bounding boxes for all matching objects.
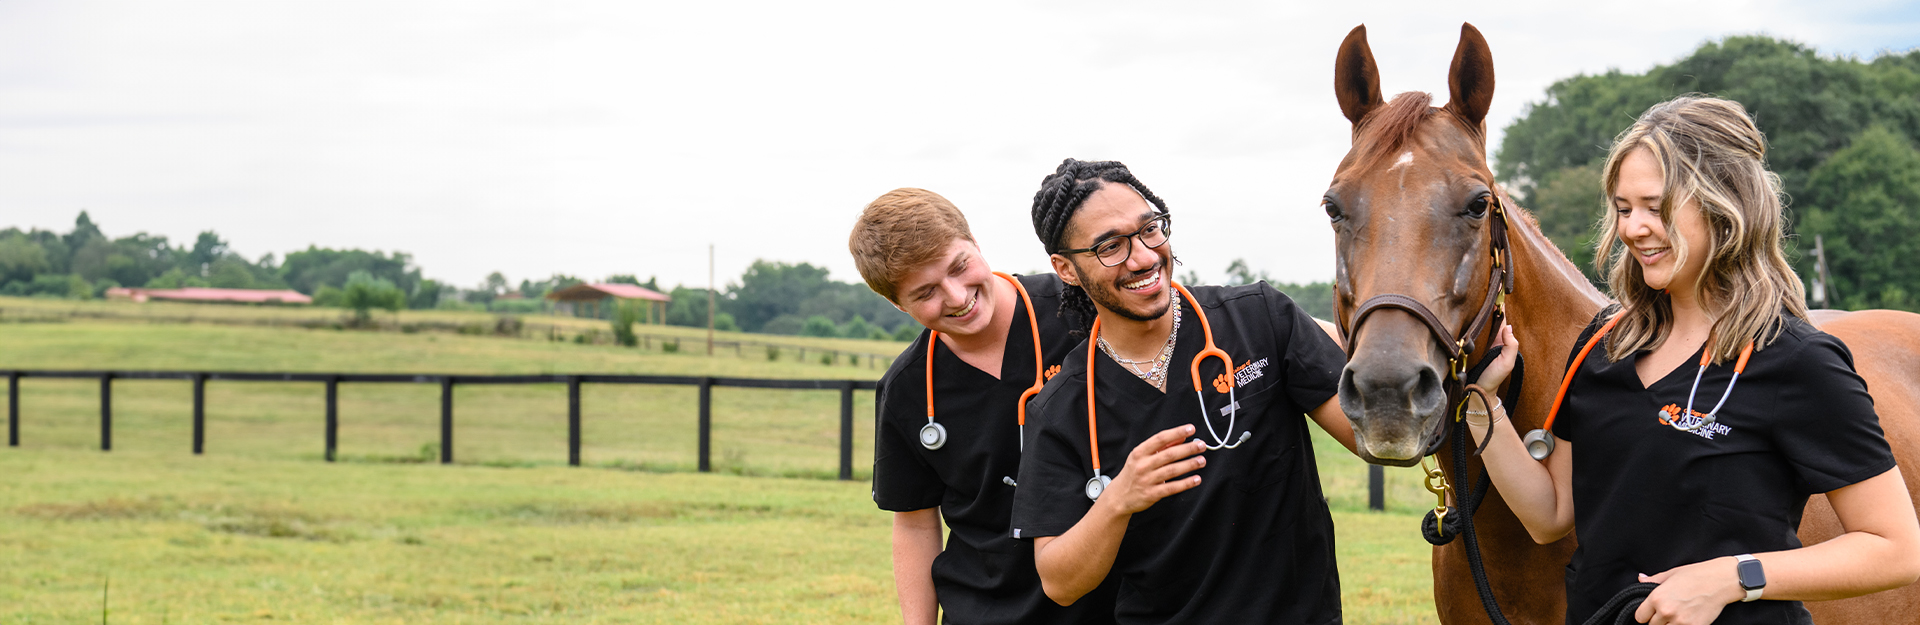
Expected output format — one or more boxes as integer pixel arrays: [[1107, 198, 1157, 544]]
[[1755, 469, 1920, 601], [892, 509, 943, 625], [1465, 398, 1574, 543]]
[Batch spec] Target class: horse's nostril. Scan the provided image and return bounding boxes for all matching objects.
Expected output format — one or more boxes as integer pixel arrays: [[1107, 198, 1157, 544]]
[[1412, 366, 1444, 414]]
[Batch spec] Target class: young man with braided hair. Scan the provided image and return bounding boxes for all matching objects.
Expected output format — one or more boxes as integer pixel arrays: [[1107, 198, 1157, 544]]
[[1010, 159, 1357, 624], [852, 188, 1116, 625]]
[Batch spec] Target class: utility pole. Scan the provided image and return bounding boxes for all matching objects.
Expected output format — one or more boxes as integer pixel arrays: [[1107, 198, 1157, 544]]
[[1811, 234, 1833, 309], [707, 243, 715, 356]]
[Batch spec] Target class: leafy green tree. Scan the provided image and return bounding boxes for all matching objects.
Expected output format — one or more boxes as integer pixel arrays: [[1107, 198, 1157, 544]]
[[1795, 126, 1920, 311], [1497, 36, 1920, 304], [729, 261, 831, 331], [0, 233, 50, 285], [714, 312, 739, 332], [838, 314, 881, 340], [280, 247, 421, 297], [892, 321, 922, 342], [208, 257, 256, 288], [342, 270, 406, 323], [801, 315, 839, 337], [145, 267, 188, 289], [1527, 160, 1608, 282]]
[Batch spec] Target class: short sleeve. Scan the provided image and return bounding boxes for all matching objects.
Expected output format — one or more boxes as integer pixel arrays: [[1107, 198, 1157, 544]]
[[1009, 380, 1095, 539], [1768, 332, 1897, 494], [1552, 306, 1617, 443], [872, 377, 944, 511], [1264, 284, 1343, 412]]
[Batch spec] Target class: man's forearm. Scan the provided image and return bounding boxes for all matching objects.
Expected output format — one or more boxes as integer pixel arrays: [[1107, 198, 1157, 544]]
[[1034, 501, 1130, 605], [892, 509, 943, 625]]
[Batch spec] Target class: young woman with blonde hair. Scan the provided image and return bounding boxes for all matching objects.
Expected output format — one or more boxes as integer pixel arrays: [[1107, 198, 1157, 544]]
[[1468, 96, 1920, 624]]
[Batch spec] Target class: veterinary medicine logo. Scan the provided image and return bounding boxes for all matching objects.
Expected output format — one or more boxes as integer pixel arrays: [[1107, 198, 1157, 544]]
[[1658, 403, 1732, 440], [1233, 357, 1270, 388]]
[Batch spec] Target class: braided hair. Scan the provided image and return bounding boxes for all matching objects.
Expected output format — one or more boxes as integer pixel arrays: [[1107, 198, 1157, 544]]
[[1029, 158, 1171, 336]]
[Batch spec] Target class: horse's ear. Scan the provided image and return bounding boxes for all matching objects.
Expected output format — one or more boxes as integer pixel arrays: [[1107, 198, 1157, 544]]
[[1334, 25, 1383, 125], [1446, 23, 1495, 129]]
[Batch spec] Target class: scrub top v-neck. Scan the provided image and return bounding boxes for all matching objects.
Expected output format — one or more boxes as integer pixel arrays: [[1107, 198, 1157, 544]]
[[1554, 311, 1896, 625], [872, 273, 1114, 625], [1010, 283, 1346, 625]]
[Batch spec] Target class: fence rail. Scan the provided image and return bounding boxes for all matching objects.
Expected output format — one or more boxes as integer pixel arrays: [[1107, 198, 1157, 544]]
[[1, 369, 877, 480], [0, 369, 1392, 510]]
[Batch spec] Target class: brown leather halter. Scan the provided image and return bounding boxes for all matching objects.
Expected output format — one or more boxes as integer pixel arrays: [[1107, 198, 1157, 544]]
[[1337, 192, 1516, 455]]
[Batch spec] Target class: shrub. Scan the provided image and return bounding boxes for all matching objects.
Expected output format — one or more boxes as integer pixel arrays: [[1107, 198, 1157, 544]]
[[662, 338, 680, 353], [343, 270, 406, 323], [493, 315, 523, 337], [611, 302, 642, 347], [891, 323, 921, 342], [766, 345, 781, 361], [714, 312, 739, 332], [801, 315, 839, 338]]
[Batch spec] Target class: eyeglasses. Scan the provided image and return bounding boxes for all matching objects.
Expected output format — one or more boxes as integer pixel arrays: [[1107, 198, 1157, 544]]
[[1059, 215, 1172, 267]]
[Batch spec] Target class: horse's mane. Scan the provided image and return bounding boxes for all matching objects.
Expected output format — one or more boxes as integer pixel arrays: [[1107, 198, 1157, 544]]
[[1353, 91, 1434, 166]]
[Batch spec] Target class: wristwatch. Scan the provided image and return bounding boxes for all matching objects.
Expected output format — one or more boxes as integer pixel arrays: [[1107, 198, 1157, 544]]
[[1734, 554, 1766, 602]]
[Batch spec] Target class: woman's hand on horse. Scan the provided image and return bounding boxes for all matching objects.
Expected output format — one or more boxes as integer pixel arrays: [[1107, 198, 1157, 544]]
[[1632, 558, 1742, 625], [1474, 323, 1520, 392], [1100, 424, 1206, 517]]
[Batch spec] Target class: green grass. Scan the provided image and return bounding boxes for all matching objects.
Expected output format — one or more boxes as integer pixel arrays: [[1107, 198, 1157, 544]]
[[0, 306, 1440, 623]]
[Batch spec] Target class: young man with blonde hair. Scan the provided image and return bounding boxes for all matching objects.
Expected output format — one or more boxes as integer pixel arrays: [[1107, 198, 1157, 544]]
[[852, 187, 1115, 625]]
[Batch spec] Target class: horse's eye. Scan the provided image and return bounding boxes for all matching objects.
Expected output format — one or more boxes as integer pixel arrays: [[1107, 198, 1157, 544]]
[[1323, 199, 1344, 223], [1464, 195, 1489, 219]]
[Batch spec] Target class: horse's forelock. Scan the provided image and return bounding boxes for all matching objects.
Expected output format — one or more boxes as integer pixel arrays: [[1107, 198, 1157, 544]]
[[1352, 91, 1434, 167]]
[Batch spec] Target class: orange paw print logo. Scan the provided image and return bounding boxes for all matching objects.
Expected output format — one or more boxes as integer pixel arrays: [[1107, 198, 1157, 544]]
[[1044, 364, 1061, 381], [1212, 373, 1233, 393]]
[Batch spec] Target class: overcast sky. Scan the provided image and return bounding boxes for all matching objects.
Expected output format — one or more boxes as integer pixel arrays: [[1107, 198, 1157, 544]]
[[3, 1, 1917, 292]]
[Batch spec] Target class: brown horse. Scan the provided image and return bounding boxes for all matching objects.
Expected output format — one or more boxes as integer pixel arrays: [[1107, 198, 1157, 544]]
[[1324, 23, 1920, 624]]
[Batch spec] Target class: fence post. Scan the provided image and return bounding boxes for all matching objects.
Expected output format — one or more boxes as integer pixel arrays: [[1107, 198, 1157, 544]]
[[324, 376, 338, 462], [8, 372, 18, 448], [697, 377, 712, 472], [568, 375, 581, 467], [1368, 464, 1385, 511], [439, 377, 453, 464], [839, 381, 854, 481], [99, 373, 112, 451], [192, 374, 206, 455]]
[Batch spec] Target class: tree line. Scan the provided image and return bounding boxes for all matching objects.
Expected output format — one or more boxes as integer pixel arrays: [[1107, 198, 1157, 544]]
[[1499, 35, 1920, 311]]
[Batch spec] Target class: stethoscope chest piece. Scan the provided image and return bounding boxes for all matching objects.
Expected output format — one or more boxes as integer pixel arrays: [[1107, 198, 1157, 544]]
[[1085, 474, 1111, 501], [919, 422, 948, 450], [1521, 428, 1554, 461]]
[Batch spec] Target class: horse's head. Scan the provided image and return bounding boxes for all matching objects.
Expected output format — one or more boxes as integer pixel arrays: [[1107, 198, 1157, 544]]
[[1325, 24, 1504, 466]]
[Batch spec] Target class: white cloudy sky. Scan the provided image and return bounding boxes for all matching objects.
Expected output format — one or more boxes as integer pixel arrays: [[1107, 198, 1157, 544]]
[[2, 1, 1916, 292]]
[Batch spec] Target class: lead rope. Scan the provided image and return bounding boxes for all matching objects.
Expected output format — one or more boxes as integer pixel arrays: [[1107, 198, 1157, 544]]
[[1419, 345, 1525, 625]]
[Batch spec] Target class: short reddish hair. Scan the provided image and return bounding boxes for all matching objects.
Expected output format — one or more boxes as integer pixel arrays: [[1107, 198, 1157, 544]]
[[849, 188, 975, 303]]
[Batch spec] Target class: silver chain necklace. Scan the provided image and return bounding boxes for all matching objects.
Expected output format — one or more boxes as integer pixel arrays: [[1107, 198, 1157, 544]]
[[1097, 291, 1181, 390]]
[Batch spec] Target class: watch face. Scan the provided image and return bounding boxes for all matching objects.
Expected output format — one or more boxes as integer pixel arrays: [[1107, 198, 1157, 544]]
[[1737, 558, 1767, 589]]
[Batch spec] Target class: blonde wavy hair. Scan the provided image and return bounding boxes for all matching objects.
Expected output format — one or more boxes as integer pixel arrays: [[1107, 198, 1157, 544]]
[[1595, 96, 1807, 362]]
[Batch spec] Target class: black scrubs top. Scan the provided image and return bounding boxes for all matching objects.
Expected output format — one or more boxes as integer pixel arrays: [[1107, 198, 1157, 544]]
[[872, 273, 1116, 625], [1010, 283, 1347, 625], [1555, 311, 1897, 625]]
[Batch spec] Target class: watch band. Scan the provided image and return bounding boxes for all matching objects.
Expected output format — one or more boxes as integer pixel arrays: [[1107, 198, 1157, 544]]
[[1735, 554, 1765, 602]]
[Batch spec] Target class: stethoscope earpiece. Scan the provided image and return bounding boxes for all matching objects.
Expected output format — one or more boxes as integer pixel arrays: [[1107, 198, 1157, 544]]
[[919, 421, 948, 450]]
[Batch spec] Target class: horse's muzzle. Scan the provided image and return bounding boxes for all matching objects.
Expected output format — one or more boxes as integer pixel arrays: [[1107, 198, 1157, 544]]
[[1339, 359, 1447, 467]]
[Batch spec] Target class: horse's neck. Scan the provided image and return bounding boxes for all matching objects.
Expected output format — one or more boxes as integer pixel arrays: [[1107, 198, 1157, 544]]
[[1501, 207, 1609, 428]]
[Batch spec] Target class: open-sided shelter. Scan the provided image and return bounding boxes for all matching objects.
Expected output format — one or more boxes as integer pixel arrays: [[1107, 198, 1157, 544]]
[[545, 283, 670, 322]]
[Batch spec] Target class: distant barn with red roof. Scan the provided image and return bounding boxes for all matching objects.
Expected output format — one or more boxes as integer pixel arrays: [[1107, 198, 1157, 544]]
[[545, 283, 670, 322], [106, 287, 314, 305]]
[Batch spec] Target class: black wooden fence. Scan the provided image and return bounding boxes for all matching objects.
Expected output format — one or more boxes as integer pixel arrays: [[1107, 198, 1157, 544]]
[[0, 370, 877, 480], [0, 369, 1394, 510]]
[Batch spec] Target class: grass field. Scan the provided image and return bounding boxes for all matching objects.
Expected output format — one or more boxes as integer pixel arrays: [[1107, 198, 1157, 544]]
[[0, 302, 1443, 623]]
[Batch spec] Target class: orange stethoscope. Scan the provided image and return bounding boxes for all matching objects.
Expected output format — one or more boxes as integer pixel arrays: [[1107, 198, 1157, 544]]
[[1081, 282, 1245, 501], [920, 272, 1047, 457], [1523, 313, 1755, 460]]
